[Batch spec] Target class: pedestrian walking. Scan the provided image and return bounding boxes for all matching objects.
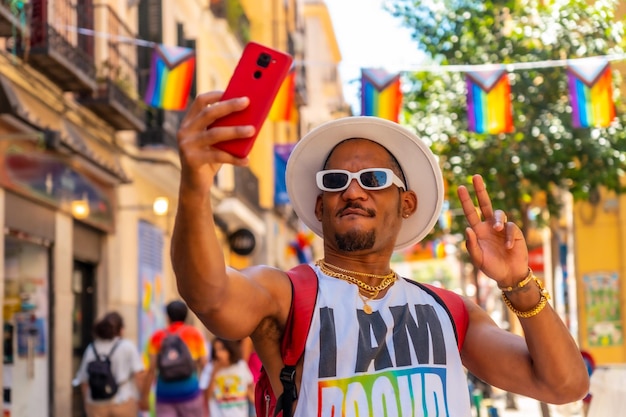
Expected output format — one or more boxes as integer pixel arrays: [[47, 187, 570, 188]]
[[202, 337, 254, 417], [141, 300, 209, 417], [74, 311, 145, 417]]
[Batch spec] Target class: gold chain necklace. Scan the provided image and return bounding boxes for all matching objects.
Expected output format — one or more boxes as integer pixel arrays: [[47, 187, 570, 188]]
[[318, 259, 395, 280], [315, 259, 397, 314]]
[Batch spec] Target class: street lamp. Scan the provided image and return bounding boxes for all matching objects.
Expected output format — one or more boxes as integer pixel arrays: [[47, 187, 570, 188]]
[[151, 197, 170, 216], [71, 194, 90, 219]]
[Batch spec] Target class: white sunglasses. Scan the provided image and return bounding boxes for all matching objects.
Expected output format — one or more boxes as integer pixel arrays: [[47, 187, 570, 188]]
[[316, 168, 406, 192]]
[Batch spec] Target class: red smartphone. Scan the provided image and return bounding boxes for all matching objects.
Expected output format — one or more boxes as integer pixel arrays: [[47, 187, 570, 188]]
[[211, 42, 294, 158]]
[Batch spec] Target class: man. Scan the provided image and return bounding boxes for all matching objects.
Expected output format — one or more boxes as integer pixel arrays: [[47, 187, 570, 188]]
[[171, 92, 589, 416], [141, 300, 208, 416]]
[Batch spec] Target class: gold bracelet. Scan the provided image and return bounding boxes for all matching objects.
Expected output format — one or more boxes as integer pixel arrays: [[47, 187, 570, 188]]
[[501, 276, 551, 319], [498, 268, 534, 292]]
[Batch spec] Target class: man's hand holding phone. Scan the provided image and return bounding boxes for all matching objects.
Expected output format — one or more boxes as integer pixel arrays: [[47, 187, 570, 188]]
[[208, 42, 294, 158], [176, 92, 255, 194], [176, 42, 293, 193]]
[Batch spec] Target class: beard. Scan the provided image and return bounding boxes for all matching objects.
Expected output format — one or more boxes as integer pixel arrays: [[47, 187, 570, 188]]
[[334, 229, 376, 252]]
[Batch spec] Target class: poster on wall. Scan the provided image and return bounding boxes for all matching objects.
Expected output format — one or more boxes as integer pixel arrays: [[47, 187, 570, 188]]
[[137, 221, 166, 367], [15, 315, 46, 357], [583, 271, 623, 347]]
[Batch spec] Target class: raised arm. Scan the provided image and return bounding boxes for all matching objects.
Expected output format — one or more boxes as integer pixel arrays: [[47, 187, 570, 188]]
[[458, 174, 589, 404], [171, 92, 292, 339]]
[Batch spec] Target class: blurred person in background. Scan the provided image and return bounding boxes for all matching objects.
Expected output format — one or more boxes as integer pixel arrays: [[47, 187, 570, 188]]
[[74, 311, 145, 417], [142, 300, 209, 417], [202, 337, 254, 417]]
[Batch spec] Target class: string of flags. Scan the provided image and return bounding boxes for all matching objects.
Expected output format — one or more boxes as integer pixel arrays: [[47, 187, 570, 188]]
[[51, 24, 624, 126], [140, 46, 619, 132], [275, 60, 619, 208], [363, 57, 618, 133]]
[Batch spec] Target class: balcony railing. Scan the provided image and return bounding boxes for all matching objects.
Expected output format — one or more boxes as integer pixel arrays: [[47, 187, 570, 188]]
[[138, 126, 177, 149], [76, 4, 145, 131], [79, 78, 146, 131], [12, 0, 97, 92]]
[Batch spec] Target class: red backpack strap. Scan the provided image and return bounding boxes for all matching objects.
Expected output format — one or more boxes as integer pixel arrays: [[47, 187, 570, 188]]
[[412, 281, 469, 351], [282, 264, 318, 362], [276, 264, 318, 417]]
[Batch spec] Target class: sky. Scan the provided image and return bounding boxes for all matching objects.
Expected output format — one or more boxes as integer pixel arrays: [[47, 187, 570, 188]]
[[325, 0, 426, 114]]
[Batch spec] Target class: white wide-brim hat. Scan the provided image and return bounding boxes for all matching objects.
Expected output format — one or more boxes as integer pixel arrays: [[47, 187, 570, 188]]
[[286, 116, 444, 250]]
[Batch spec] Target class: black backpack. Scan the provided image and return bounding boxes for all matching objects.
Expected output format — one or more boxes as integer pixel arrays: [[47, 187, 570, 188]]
[[87, 341, 120, 400], [157, 329, 195, 382]]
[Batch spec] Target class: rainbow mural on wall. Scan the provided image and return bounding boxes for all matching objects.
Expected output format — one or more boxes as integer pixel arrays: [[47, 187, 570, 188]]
[[567, 58, 616, 128], [144, 44, 196, 111], [361, 68, 403, 122], [466, 68, 514, 134]]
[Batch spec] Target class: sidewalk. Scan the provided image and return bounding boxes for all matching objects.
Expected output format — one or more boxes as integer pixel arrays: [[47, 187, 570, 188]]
[[477, 392, 583, 417]]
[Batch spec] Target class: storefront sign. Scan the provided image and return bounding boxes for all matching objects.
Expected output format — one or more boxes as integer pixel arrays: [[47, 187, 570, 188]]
[[0, 140, 114, 231]]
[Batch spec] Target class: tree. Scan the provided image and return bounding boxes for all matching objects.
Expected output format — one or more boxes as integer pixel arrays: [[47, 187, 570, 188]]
[[388, 1, 626, 413], [388, 0, 626, 234]]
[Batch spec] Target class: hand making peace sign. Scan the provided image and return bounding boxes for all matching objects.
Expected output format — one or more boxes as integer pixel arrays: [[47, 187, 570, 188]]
[[457, 174, 530, 287]]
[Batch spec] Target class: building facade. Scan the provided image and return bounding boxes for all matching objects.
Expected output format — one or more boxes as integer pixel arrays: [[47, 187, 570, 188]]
[[0, 1, 346, 416]]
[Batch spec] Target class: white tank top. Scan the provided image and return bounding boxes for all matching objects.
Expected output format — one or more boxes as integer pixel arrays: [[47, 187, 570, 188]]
[[294, 264, 472, 417]]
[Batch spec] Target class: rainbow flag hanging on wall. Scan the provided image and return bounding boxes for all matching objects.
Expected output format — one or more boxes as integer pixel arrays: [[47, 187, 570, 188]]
[[361, 68, 402, 122], [567, 58, 615, 128], [466, 68, 514, 134], [144, 44, 196, 111], [269, 69, 296, 122]]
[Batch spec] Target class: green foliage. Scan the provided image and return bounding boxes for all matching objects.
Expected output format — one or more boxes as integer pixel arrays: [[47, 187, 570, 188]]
[[225, 0, 250, 44], [388, 0, 626, 234]]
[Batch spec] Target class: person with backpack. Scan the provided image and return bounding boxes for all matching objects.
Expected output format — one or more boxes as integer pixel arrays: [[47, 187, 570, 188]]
[[141, 300, 208, 417], [74, 311, 145, 417], [170, 93, 590, 416]]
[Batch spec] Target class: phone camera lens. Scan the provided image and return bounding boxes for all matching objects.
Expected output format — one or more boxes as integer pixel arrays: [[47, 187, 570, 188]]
[[257, 53, 271, 68]]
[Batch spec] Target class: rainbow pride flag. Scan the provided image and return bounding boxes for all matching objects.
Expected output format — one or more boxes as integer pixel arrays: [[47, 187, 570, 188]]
[[466, 68, 513, 134], [144, 44, 196, 111], [361, 68, 402, 122], [269, 68, 296, 122], [567, 58, 615, 128]]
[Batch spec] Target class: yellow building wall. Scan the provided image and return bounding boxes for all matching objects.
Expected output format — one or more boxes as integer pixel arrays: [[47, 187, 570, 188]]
[[241, 0, 299, 209], [574, 190, 626, 364], [574, 2, 626, 365]]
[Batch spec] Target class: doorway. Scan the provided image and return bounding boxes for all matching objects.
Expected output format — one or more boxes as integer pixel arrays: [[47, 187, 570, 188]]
[[3, 234, 51, 417], [71, 260, 97, 417]]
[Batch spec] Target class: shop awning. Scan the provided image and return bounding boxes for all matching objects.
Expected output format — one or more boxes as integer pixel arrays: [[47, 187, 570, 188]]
[[215, 197, 267, 237], [0, 74, 130, 184]]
